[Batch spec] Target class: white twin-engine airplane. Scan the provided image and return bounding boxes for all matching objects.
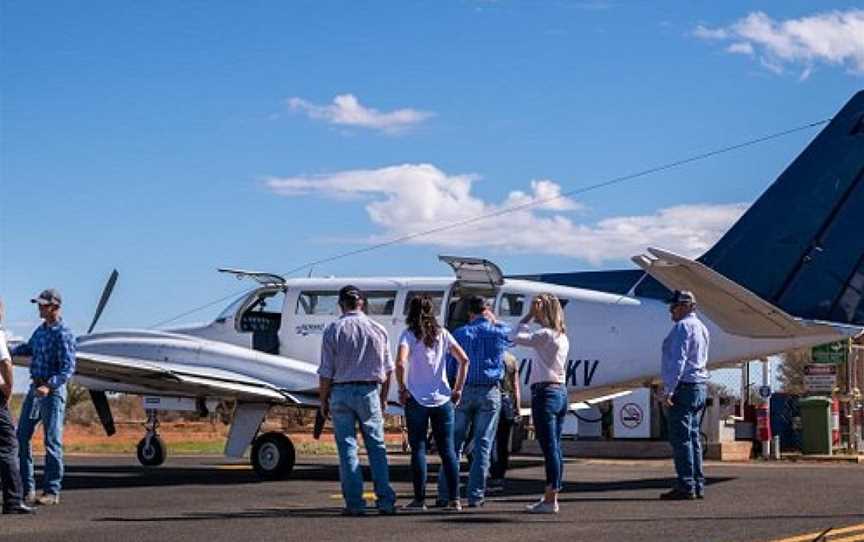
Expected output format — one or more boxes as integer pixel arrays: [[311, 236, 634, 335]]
[[13, 91, 864, 480]]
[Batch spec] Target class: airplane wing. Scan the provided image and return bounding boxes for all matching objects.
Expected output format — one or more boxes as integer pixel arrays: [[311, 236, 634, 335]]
[[74, 351, 301, 404], [632, 247, 863, 339]]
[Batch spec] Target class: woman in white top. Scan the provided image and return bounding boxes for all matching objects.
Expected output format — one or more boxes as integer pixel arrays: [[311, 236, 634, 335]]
[[395, 295, 469, 512], [509, 293, 569, 514]]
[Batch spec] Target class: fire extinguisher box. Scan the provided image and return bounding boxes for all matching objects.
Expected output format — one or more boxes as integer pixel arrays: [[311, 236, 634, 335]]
[[799, 396, 833, 455]]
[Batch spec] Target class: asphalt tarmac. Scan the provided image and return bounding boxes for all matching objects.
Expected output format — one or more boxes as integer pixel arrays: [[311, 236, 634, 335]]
[[1, 454, 862, 542]]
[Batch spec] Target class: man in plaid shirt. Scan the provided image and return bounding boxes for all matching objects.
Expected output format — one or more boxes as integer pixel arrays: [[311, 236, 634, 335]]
[[11, 289, 76, 506]]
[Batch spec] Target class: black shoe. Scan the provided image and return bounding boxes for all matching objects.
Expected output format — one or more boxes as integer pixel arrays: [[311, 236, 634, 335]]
[[3, 503, 36, 514], [340, 508, 366, 517], [696, 492, 705, 500], [659, 488, 696, 501], [467, 499, 485, 508], [377, 506, 397, 516]]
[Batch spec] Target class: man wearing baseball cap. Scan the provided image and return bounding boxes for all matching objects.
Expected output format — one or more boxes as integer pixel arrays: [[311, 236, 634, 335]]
[[318, 285, 397, 516], [659, 290, 709, 501], [10, 288, 76, 506]]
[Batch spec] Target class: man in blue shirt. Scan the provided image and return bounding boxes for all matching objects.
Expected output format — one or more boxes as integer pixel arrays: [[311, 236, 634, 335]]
[[438, 296, 510, 508], [660, 290, 709, 501], [11, 289, 76, 506]]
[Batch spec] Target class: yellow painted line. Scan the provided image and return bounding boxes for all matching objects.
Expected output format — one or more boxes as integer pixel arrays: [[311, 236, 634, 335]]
[[768, 523, 864, 542], [329, 492, 376, 500], [214, 465, 252, 470]]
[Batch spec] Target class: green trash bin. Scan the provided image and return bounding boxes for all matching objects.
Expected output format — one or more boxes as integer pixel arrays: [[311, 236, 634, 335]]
[[799, 396, 832, 455]]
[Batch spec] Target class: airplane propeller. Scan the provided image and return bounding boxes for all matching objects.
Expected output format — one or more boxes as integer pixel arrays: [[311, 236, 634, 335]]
[[85, 269, 119, 436], [87, 269, 118, 334]]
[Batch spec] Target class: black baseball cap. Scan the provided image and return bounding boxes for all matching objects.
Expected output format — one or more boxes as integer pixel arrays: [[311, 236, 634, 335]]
[[338, 285, 363, 304], [31, 288, 62, 307]]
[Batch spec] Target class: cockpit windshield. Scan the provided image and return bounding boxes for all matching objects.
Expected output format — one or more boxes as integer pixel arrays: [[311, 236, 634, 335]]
[[215, 294, 251, 322]]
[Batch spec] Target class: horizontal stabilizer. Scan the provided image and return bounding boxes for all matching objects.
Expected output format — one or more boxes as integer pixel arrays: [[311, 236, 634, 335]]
[[632, 247, 862, 339]]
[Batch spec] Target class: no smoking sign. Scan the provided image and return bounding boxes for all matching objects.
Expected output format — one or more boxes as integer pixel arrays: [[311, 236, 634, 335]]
[[619, 403, 644, 429]]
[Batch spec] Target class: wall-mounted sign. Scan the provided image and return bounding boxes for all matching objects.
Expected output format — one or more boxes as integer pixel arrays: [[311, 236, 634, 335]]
[[803, 364, 837, 393], [812, 341, 848, 365]]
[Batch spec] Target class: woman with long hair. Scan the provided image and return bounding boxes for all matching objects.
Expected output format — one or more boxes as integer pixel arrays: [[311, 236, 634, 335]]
[[396, 295, 469, 512], [510, 293, 569, 514]]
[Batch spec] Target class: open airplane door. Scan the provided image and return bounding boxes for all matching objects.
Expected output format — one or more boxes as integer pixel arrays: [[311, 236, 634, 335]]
[[439, 256, 505, 330], [218, 268, 287, 287], [438, 255, 504, 288]]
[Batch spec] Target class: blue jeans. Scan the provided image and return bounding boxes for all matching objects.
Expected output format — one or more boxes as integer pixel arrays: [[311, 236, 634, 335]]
[[17, 385, 67, 496], [404, 397, 459, 503], [531, 383, 567, 491], [667, 383, 706, 495], [330, 383, 396, 512], [437, 384, 501, 503]]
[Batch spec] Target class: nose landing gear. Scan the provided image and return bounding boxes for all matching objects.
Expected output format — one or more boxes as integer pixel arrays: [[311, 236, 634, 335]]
[[137, 409, 167, 467]]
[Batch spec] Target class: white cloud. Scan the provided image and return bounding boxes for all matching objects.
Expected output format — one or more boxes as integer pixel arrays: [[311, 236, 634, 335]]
[[286, 94, 434, 134], [694, 9, 864, 78], [727, 42, 754, 56], [266, 164, 747, 265]]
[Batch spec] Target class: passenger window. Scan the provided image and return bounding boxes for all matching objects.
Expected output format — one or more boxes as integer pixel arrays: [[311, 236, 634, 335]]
[[498, 293, 525, 317], [296, 291, 340, 316], [363, 291, 398, 316], [403, 291, 445, 315]]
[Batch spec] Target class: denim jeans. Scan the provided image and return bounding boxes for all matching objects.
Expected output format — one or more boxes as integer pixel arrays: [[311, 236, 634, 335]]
[[437, 384, 501, 503], [489, 413, 514, 481], [404, 397, 459, 503], [531, 383, 568, 491], [0, 394, 24, 507], [17, 385, 67, 496], [330, 383, 396, 512], [667, 383, 706, 495]]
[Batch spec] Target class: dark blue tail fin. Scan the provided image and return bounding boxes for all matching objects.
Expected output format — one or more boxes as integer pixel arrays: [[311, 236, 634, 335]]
[[698, 90, 864, 325]]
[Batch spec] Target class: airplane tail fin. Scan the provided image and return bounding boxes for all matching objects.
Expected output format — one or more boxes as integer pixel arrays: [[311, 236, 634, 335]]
[[698, 90, 864, 326]]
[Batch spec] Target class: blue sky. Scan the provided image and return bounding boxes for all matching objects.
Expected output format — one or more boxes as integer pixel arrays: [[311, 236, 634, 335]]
[[2, 1, 863, 342]]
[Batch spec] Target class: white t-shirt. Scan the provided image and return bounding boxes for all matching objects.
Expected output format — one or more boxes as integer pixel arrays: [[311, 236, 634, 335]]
[[398, 328, 457, 408], [0, 329, 10, 361], [0, 329, 10, 389], [509, 324, 570, 386]]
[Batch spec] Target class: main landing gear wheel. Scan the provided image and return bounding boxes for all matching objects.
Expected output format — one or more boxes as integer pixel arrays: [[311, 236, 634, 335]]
[[251, 432, 296, 480], [137, 409, 166, 467]]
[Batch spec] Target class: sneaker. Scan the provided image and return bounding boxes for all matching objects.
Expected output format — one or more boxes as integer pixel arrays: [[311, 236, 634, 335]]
[[401, 500, 427, 512], [35, 493, 60, 506], [525, 499, 559, 514], [433, 499, 448, 509], [659, 488, 696, 501], [696, 492, 705, 500], [23, 492, 36, 506], [441, 500, 462, 512], [467, 499, 485, 508]]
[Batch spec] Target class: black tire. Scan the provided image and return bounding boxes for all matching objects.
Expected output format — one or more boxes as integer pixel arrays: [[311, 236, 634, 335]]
[[251, 432, 296, 480], [137, 436, 166, 467]]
